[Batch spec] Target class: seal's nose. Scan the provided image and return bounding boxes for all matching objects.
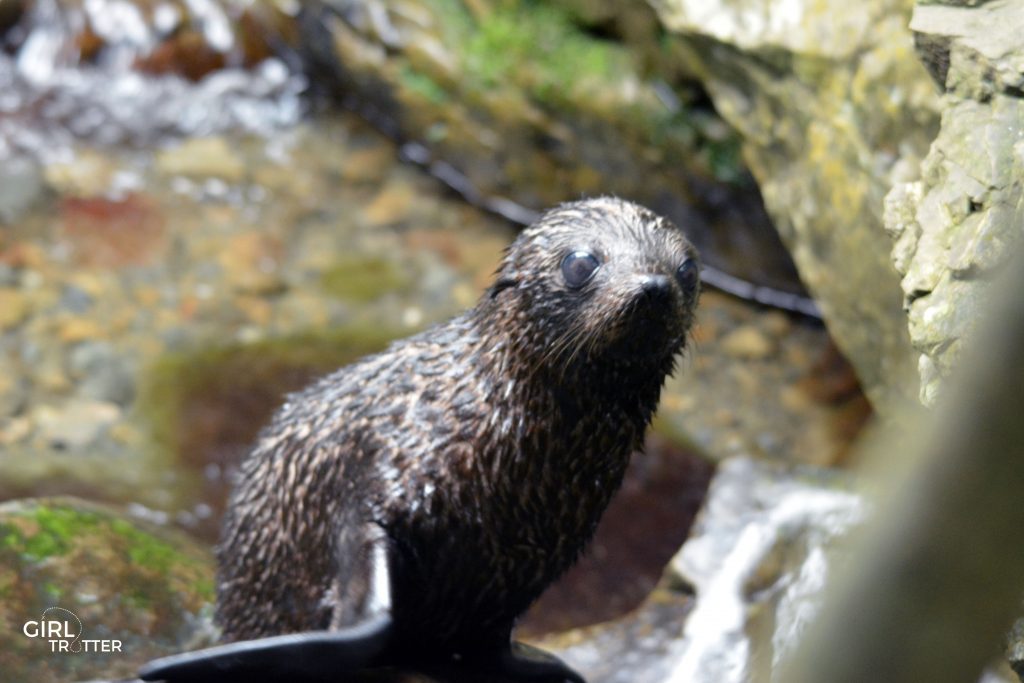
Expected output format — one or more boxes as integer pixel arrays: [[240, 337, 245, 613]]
[[639, 274, 672, 301]]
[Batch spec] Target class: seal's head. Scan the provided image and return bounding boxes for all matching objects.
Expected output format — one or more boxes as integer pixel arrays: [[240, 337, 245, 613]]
[[481, 196, 700, 377]]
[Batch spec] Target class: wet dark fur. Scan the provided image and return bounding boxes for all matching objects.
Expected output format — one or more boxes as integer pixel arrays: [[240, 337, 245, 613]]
[[215, 197, 700, 659]]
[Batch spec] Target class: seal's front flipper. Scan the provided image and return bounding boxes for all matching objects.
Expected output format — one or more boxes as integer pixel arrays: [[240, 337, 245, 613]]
[[137, 611, 392, 682], [491, 641, 586, 683], [140, 522, 395, 682]]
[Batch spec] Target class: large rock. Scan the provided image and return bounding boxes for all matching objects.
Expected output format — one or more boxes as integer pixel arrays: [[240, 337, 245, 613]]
[[664, 457, 865, 683], [885, 0, 1024, 405], [296, 0, 806, 300], [651, 0, 940, 410]]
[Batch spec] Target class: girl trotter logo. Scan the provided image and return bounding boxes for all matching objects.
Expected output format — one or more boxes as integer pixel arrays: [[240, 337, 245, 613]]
[[22, 606, 122, 653]]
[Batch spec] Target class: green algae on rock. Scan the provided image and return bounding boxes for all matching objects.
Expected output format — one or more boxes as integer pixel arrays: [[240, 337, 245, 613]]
[[0, 497, 215, 683]]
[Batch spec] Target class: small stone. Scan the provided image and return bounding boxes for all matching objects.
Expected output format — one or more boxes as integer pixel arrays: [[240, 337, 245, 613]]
[[0, 372, 27, 417], [44, 150, 115, 197], [219, 233, 285, 295], [0, 288, 29, 330], [69, 342, 136, 406], [60, 194, 167, 267], [157, 137, 247, 182], [58, 317, 105, 343], [339, 144, 394, 184], [235, 295, 273, 326], [761, 311, 792, 338], [0, 416, 32, 445], [720, 325, 776, 360], [363, 183, 416, 225], [31, 400, 121, 451], [0, 154, 45, 224]]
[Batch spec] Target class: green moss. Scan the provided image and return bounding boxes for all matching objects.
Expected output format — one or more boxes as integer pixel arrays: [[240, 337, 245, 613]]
[[319, 256, 411, 303], [194, 576, 215, 602], [110, 518, 178, 575], [1, 505, 101, 561], [400, 66, 450, 105], [424, 0, 630, 109]]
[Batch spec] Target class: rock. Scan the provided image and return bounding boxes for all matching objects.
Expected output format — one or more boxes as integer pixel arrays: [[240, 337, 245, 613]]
[[31, 400, 121, 451], [537, 590, 694, 683], [0, 287, 31, 330], [156, 137, 247, 182], [720, 324, 775, 359], [69, 342, 136, 406], [363, 182, 417, 226], [0, 416, 32, 446], [1007, 617, 1024, 681], [0, 368, 28, 417], [300, 0, 806, 299], [884, 0, 1024, 405], [59, 194, 167, 268], [0, 154, 46, 224], [665, 457, 866, 683], [219, 232, 286, 295], [652, 0, 940, 411], [0, 497, 215, 683], [43, 150, 116, 198]]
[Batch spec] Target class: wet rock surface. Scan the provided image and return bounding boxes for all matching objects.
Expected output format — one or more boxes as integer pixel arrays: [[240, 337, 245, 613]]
[[652, 0, 941, 410], [885, 0, 1024, 406], [542, 590, 694, 683], [664, 457, 866, 683]]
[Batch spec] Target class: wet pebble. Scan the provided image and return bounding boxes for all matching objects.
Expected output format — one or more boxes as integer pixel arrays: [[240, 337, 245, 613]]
[[156, 136, 247, 182], [0, 415, 32, 445], [31, 399, 121, 451], [219, 232, 286, 295], [0, 155, 45, 224], [0, 264, 18, 286], [59, 283, 94, 313], [0, 370, 28, 417], [0, 288, 30, 330], [68, 341, 136, 406], [720, 324, 776, 360]]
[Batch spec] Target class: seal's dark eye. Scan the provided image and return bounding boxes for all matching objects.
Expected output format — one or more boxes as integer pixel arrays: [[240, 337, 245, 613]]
[[561, 251, 600, 288], [676, 258, 699, 293]]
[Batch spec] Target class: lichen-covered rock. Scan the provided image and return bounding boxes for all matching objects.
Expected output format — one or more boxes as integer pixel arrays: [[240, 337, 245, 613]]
[[884, 0, 1024, 405], [0, 498, 215, 683], [651, 0, 940, 410]]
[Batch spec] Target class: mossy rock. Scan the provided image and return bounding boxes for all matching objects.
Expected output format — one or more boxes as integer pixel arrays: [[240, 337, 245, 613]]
[[0, 497, 215, 683]]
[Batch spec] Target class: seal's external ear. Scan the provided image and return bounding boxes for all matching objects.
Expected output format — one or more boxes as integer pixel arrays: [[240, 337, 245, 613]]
[[488, 276, 518, 299]]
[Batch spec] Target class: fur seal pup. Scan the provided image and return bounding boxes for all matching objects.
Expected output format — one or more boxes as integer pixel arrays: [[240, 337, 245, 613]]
[[140, 197, 700, 682]]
